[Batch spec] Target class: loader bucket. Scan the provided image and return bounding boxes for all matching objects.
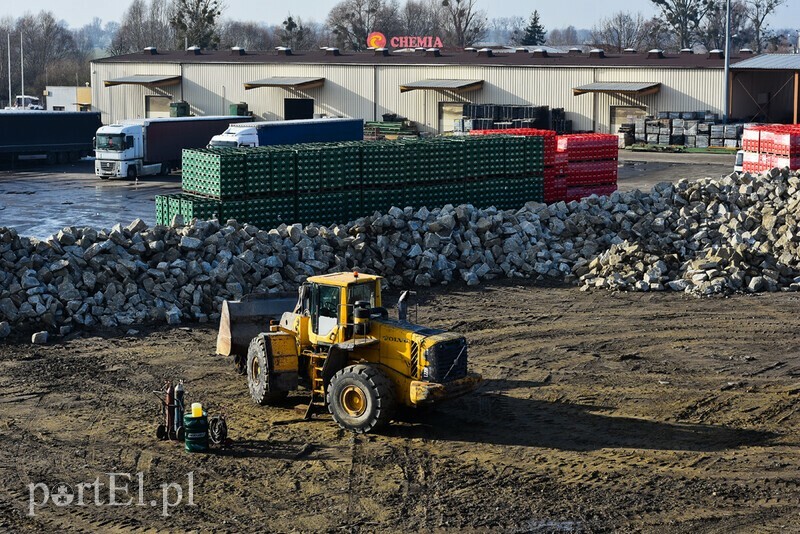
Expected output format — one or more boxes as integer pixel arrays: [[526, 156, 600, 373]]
[[216, 292, 298, 359]]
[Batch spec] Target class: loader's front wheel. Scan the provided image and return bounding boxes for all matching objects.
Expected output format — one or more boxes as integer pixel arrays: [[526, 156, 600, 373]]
[[247, 335, 289, 405], [327, 364, 395, 433]]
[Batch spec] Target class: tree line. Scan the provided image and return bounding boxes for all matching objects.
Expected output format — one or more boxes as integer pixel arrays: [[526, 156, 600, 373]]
[[0, 0, 793, 108]]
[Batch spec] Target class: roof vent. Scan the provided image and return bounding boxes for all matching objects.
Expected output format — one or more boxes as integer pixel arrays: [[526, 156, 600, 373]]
[[680, 48, 694, 55], [708, 49, 724, 59], [739, 48, 754, 55], [415, 47, 426, 54], [647, 49, 665, 59], [464, 47, 476, 52], [425, 48, 441, 57], [589, 49, 605, 58], [186, 45, 201, 55], [143, 46, 158, 55], [477, 48, 494, 58], [623, 48, 636, 54], [374, 47, 390, 57], [532, 49, 549, 58], [230, 46, 246, 56], [276, 46, 293, 56], [515, 47, 528, 54], [568, 48, 583, 55], [324, 47, 341, 56]]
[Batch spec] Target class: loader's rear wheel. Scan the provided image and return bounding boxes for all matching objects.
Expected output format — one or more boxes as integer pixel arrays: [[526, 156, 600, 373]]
[[247, 335, 289, 405], [327, 364, 395, 434]]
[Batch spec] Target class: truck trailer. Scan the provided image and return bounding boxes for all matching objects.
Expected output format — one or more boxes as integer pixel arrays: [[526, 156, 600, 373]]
[[95, 115, 253, 179], [0, 111, 101, 164], [208, 118, 364, 148]]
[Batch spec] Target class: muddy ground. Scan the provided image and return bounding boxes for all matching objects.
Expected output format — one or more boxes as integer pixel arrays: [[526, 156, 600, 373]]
[[1, 281, 799, 532]]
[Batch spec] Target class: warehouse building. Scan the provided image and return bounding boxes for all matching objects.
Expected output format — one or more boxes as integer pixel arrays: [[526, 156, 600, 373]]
[[91, 47, 800, 132]]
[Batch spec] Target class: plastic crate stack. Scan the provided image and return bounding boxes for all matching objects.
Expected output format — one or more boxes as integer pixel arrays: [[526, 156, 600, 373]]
[[741, 125, 800, 174], [558, 134, 619, 202], [468, 128, 551, 209]]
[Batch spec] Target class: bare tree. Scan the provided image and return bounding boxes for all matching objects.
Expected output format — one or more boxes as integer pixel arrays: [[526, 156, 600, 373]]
[[487, 16, 526, 45], [399, 0, 447, 36], [696, 0, 749, 51], [590, 12, 646, 52], [743, 0, 786, 52], [218, 20, 274, 50], [639, 17, 679, 51], [649, 0, 715, 49], [441, 0, 486, 47], [108, 0, 175, 55], [547, 26, 579, 46], [326, 0, 401, 51], [169, 0, 224, 50]]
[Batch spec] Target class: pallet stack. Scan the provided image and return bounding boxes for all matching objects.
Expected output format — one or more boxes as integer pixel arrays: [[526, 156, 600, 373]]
[[740, 125, 800, 174], [156, 134, 557, 228], [557, 134, 619, 202]]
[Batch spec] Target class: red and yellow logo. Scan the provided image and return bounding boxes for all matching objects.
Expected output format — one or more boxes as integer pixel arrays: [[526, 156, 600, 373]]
[[367, 32, 387, 49]]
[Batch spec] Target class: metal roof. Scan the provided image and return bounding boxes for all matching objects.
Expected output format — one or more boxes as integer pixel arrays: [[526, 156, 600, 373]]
[[400, 79, 484, 93], [731, 54, 800, 70], [244, 77, 325, 90], [93, 49, 743, 69], [103, 74, 182, 87], [573, 82, 661, 96]]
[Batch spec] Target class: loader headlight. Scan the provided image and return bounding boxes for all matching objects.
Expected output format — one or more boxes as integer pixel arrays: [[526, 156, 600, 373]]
[[422, 365, 433, 380]]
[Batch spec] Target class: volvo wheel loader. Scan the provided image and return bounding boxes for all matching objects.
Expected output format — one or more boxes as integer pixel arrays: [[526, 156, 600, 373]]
[[216, 272, 481, 433]]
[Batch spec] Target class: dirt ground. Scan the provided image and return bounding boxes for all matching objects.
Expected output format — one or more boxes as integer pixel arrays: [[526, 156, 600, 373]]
[[1, 281, 799, 532]]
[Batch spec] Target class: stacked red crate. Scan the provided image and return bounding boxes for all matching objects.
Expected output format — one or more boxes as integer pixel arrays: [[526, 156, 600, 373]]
[[544, 151, 568, 203], [557, 134, 619, 202], [741, 124, 800, 174]]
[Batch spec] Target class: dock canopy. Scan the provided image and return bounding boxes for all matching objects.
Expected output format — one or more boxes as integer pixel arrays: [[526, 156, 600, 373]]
[[573, 82, 661, 96], [244, 77, 325, 90], [104, 75, 182, 88], [400, 79, 484, 94]]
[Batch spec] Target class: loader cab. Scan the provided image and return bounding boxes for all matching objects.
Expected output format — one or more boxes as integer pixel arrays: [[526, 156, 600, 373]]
[[303, 272, 381, 347]]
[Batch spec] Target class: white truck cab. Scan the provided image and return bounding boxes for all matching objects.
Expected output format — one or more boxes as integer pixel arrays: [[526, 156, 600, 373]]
[[208, 126, 259, 148], [94, 123, 161, 179], [734, 150, 744, 174]]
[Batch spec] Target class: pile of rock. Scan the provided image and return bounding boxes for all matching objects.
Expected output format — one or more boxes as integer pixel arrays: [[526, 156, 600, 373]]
[[1, 168, 800, 336]]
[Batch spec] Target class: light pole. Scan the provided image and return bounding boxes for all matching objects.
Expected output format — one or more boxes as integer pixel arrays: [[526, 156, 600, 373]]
[[722, 0, 731, 124]]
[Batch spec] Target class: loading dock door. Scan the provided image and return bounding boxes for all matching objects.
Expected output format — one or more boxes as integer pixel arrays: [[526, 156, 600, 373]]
[[145, 95, 171, 118], [440, 102, 466, 133], [610, 106, 647, 134], [285, 98, 314, 120]]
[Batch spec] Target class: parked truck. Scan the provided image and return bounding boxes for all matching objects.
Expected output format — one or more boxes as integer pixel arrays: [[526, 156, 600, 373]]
[[94, 115, 253, 179], [207, 118, 364, 148], [0, 110, 101, 164]]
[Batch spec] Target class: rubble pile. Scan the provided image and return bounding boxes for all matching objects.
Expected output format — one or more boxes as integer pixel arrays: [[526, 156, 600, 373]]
[[1, 168, 800, 336]]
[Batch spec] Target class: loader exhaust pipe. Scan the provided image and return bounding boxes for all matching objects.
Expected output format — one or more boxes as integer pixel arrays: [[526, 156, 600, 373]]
[[398, 291, 409, 322]]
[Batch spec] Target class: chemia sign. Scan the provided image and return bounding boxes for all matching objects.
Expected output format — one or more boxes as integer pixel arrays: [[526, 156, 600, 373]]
[[367, 32, 444, 49]]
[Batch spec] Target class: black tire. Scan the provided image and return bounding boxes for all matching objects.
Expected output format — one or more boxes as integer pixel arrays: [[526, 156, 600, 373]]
[[247, 335, 289, 406], [156, 424, 167, 440], [160, 164, 170, 176], [127, 167, 137, 179], [326, 364, 396, 434]]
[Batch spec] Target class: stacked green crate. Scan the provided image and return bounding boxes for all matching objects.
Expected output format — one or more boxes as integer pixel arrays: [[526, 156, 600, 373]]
[[466, 178, 508, 209], [524, 136, 546, 175], [295, 144, 323, 192], [155, 195, 169, 226], [362, 187, 406, 214], [220, 199, 248, 223], [246, 148, 271, 196], [269, 146, 296, 193], [181, 194, 220, 222], [168, 194, 184, 222], [504, 136, 527, 176], [363, 141, 407, 187], [298, 191, 348, 224], [181, 148, 247, 199], [339, 142, 363, 189]]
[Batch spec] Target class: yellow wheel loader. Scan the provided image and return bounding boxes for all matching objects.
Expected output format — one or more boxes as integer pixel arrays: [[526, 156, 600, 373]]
[[216, 272, 481, 433]]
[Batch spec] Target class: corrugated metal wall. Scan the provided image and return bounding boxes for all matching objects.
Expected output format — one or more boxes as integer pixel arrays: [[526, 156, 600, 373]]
[[92, 63, 181, 124], [92, 59, 725, 133]]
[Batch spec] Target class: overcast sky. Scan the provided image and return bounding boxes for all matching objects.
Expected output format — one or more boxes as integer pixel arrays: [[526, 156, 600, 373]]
[[2, 0, 799, 32]]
